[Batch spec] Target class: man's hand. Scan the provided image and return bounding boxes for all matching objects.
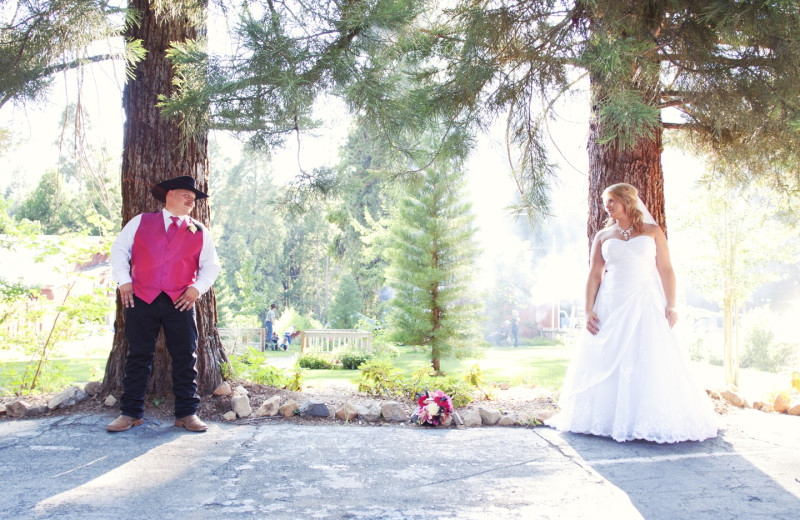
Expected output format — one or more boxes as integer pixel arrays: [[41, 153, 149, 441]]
[[175, 286, 200, 311], [119, 283, 135, 308]]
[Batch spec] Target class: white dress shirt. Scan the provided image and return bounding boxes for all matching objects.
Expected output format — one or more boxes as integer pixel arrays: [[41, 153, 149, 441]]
[[111, 208, 221, 295]]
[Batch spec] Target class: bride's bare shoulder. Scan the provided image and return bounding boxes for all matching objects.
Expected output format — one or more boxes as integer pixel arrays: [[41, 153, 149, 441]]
[[642, 223, 662, 236], [594, 227, 616, 244]]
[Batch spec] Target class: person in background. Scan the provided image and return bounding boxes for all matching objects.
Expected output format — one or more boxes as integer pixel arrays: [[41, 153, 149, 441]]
[[107, 175, 220, 433], [265, 303, 277, 350], [510, 310, 520, 348]]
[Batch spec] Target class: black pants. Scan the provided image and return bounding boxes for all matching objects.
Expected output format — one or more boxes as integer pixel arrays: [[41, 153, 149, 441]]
[[121, 292, 200, 419]]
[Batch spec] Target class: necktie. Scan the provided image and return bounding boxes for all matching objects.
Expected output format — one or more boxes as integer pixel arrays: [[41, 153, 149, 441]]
[[167, 216, 180, 242]]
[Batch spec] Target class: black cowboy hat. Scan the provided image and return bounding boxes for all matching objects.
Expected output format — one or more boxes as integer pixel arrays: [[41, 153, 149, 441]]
[[150, 175, 209, 203]]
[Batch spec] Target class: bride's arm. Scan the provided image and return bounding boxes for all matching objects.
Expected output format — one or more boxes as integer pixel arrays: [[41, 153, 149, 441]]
[[585, 233, 606, 335], [653, 226, 678, 328]]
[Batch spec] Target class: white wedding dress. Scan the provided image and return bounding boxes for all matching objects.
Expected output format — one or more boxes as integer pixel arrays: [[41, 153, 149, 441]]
[[546, 235, 718, 443]]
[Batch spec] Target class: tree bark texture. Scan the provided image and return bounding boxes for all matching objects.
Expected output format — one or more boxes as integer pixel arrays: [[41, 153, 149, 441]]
[[586, 85, 667, 248], [103, 0, 226, 397]]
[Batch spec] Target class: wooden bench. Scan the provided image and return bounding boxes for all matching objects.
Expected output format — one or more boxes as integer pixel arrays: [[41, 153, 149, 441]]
[[300, 329, 372, 354], [218, 327, 266, 355]]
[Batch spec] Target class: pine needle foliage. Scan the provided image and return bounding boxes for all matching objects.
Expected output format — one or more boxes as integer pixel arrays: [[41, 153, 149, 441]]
[[386, 159, 481, 374], [0, 0, 143, 110]]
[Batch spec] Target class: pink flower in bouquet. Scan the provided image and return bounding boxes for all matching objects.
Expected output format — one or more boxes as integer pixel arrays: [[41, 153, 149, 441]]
[[416, 390, 453, 426]]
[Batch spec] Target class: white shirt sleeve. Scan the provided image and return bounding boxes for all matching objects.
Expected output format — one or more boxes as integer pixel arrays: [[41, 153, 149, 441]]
[[192, 225, 221, 295], [110, 214, 142, 286]]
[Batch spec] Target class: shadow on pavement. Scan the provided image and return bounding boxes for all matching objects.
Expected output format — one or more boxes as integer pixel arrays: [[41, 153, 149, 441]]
[[554, 425, 800, 520]]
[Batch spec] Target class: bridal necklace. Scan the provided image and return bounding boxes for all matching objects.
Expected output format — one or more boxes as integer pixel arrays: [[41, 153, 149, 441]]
[[617, 223, 634, 241]]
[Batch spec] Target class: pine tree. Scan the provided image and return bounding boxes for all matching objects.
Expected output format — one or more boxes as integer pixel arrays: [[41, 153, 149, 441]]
[[347, 1, 800, 241], [386, 161, 481, 374], [329, 274, 364, 329]]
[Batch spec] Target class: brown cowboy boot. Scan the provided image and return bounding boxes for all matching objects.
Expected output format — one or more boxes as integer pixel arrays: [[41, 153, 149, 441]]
[[106, 415, 144, 432], [174, 415, 208, 432]]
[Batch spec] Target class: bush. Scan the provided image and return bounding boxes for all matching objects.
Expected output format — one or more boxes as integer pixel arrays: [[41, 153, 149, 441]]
[[340, 348, 374, 370], [357, 358, 404, 396], [740, 309, 799, 373], [298, 353, 340, 370], [403, 367, 476, 408], [356, 361, 477, 407], [226, 347, 287, 387]]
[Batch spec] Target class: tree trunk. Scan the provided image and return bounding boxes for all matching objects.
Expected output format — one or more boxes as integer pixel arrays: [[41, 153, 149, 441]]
[[723, 292, 736, 385], [586, 82, 667, 247], [103, 0, 226, 397]]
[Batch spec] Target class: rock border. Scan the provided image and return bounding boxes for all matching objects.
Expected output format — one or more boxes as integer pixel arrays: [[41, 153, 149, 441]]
[[0, 380, 556, 428]]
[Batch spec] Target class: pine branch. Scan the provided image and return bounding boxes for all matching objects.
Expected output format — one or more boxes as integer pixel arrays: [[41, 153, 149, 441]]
[[42, 53, 127, 76]]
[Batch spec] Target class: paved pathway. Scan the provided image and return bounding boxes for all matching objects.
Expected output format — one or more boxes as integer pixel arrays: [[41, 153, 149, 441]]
[[1, 410, 798, 519]]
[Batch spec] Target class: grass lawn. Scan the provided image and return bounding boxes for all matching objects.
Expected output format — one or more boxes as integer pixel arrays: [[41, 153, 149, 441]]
[[0, 342, 574, 395], [0, 357, 108, 394], [267, 342, 573, 390]]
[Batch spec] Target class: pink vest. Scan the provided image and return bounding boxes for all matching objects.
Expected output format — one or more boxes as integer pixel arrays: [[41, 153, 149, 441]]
[[130, 212, 204, 304]]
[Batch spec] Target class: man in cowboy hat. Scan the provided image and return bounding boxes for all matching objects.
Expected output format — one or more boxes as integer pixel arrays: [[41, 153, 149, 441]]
[[107, 175, 221, 433]]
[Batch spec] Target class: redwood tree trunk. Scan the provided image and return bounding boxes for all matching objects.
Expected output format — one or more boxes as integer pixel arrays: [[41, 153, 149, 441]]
[[586, 81, 667, 247], [103, 0, 226, 397]]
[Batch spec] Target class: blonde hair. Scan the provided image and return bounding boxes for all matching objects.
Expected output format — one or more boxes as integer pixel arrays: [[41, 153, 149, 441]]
[[602, 183, 645, 231]]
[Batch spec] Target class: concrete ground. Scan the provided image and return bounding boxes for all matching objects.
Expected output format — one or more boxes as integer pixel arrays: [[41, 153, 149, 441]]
[[1, 410, 798, 520]]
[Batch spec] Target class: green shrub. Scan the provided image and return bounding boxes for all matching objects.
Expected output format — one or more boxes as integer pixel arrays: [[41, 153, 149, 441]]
[[404, 367, 476, 407], [298, 353, 340, 370], [286, 362, 304, 392], [340, 348, 374, 370], [227, 347, 287, 387], [356, 361, 477, 407], [741, 310, 798, 373], [357, 358, 404, 396]]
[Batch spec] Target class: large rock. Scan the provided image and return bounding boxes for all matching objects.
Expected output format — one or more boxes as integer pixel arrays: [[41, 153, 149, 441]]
[[358, 403, 381, 422], [233, 385, 249, 397], [213, 382, 232, 397], [498, 414, 517, 426], [461, 409, 482, 427], [721, 389, 746, 408], [335, 403, 359, 422], [299, 400, 331, 418], [256, 396, 281, 417], [752, 401, 773, 413], [223, 411, 237, 421], [84, 381, 102, 396], [104, 395, 118, 407], [47, 386, 88, 410], [478, 407, 502, 425], [6, 400, 31, 418], [28, 405, 47, 416], [380, 401, 407, 422], [279, 399, 299, 417], [231, 395, 252, 418], [788, 404, 800, 416], [774, 394, 791, 413], [532, 409, 556, 423]]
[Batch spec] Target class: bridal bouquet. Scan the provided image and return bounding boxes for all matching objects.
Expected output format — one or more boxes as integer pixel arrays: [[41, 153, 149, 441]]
[[415, 390, 454, 426]]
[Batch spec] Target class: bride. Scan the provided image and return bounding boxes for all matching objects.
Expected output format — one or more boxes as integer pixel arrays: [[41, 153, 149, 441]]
[[546, 183, 717, 443]]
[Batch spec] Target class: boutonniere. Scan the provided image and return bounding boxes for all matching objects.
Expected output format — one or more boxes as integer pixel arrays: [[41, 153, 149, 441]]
[[187, 222, 197, 233]]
